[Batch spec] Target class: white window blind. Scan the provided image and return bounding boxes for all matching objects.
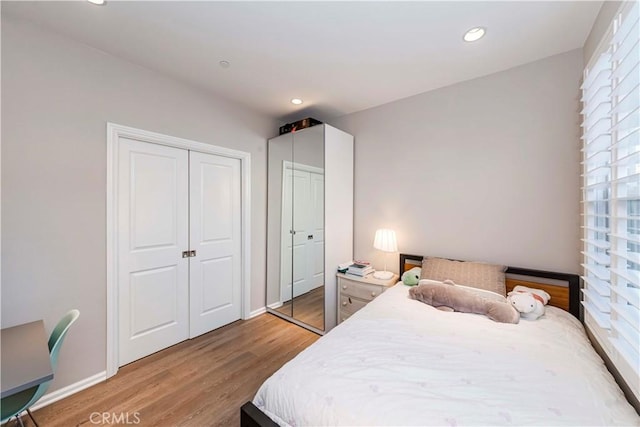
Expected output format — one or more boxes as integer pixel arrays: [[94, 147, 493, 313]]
[[581, 1, 640, 398], [581, 48, 612, 329]]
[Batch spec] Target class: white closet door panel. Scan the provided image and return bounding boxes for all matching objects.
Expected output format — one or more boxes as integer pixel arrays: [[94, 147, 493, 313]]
[[189, 152, 241, 338], [280, 238, 293, 303], [281, 166, 325, 299], [311, 173, 324, 238], [200, 257, 234, 313], [130, 153, 179, 249], [129, 266, 180, 337], [292, 169, 313, 297], [313, 242, 324, 286], [282, 168, 313, 299], [310, 172, 324, 288], [292, 244, 307, 297], [280, 169, 294, 303], [200, 164, 234, 242], [292, 170, 311, 246], [118, 138, 189, 366]]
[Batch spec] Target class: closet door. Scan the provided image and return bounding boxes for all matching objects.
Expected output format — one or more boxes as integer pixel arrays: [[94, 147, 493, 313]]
[[280, 167, 295, 303], [118, 139, 243, 364], [189, 152, 242, 338], [291, 169, 312, 298], [118, 138, 189, 366], [280, 168, 310, 301]]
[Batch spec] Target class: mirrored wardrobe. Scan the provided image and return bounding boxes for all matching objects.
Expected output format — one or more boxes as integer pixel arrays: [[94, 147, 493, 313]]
[[266, 124, 353, 333]]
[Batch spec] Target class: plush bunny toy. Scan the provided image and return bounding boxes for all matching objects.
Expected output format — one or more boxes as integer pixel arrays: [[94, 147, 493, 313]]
[[507, 285, 551, 320]]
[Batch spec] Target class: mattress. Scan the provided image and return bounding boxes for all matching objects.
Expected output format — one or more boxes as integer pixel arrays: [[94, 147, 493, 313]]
[[254, 282, 640, 426]]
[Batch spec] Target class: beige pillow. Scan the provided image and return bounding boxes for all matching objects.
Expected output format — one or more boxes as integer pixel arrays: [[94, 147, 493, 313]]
[[420, 257, 507, 296]]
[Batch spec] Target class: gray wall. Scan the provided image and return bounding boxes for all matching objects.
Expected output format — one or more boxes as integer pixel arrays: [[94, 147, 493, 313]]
[[330, 49, 583, 275], [1, 15, 276, 392]]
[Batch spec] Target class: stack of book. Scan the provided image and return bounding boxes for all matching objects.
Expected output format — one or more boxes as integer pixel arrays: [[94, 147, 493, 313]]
[[347, 262, 373, 277], [337, 262, 352, 274]]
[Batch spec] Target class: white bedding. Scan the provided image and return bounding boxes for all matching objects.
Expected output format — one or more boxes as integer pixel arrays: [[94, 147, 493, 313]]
[[254, 283, 640, 426]]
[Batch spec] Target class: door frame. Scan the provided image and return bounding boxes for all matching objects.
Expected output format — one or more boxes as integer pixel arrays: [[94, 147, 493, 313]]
[[106, 122, 252, 378]]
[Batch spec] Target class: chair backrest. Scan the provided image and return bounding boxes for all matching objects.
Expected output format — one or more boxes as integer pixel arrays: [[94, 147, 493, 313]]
[[48, 309, 80, 372], [3, 310, 80, 420]]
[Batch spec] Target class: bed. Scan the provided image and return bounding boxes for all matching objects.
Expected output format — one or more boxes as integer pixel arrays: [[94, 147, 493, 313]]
[[241, 254, 640, 426]]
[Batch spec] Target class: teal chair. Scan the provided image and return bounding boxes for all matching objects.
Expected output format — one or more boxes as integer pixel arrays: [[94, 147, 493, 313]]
[[1, 310, 80, 427]]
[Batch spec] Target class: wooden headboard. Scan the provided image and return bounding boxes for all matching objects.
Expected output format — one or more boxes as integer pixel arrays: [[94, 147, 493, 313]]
[[399, 254, 581, 318]]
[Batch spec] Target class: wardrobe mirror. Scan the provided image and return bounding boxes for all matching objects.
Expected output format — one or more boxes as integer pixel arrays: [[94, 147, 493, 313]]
[[267, 132, 293, 319], [266, 126, 325, 331]]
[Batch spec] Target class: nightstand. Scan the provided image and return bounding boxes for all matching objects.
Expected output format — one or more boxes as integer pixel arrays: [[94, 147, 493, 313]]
[[337, 272, 399, 323]]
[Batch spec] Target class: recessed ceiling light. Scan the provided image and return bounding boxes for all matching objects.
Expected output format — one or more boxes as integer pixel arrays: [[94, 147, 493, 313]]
[[219, 60, 230, 69], [463, 27, 486, 42], [291, 98, 303, 105], [87, 0, 106, 5]]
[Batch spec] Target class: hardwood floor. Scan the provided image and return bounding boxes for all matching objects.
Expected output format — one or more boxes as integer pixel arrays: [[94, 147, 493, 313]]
[[273, 286, 325, 330], [25, 314, 319, 427]]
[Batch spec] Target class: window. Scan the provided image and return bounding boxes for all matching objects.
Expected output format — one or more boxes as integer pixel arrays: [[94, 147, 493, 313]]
[[581, 1, 639, 399]]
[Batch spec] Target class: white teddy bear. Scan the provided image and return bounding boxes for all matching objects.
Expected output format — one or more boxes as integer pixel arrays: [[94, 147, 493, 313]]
[[507, 285, 551, 320]]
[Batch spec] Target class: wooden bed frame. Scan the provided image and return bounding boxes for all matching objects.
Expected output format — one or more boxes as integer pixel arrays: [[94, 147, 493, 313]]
[[240, 254, 581, 425]]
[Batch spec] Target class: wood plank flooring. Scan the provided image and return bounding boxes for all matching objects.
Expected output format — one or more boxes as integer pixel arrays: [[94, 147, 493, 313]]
[[24, 314, 319, 427], [273, 286, 325, 330]]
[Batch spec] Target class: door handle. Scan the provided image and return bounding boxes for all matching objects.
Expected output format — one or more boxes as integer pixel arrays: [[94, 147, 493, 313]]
[[307, 235, 313, 240], [190, 250, 196, 257], [182, 250, 197, 258]]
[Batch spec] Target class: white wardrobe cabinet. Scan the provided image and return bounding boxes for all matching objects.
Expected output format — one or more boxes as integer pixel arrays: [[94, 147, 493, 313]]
[[266, 124, 354, 333]]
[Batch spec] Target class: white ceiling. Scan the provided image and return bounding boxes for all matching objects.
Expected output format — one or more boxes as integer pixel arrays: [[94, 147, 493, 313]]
[[4, 1, 602, 122]]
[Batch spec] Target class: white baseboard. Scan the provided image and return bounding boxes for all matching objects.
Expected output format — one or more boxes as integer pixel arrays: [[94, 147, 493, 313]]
[[267, 301, 283, 310], [248, 307, 267, 318], [31, 371, 107, 411]]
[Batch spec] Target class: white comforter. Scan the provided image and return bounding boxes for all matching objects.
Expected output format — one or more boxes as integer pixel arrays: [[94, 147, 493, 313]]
[[254, 283, 640, 426]]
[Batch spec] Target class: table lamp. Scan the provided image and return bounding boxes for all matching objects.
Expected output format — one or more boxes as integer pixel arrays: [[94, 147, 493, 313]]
[[373, 228, 398, 280]]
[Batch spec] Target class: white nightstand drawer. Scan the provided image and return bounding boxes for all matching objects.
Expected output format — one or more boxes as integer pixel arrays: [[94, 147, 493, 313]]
[[339, 311, 352, 323], [340, 295, 368, 316], [337, 272, 398, 324], [340, 279, 384, 301]]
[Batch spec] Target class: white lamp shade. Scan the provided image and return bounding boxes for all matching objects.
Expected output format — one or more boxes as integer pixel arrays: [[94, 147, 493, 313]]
[[373, 229, 398, 253]]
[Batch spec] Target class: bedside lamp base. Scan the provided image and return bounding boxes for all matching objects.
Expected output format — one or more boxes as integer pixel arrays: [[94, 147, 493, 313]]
[[373, 270, 394, 280]]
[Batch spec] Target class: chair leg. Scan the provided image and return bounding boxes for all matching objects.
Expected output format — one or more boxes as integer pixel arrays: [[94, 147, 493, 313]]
[[15, 414, 25, 427], [26, 409, 39, 427]]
